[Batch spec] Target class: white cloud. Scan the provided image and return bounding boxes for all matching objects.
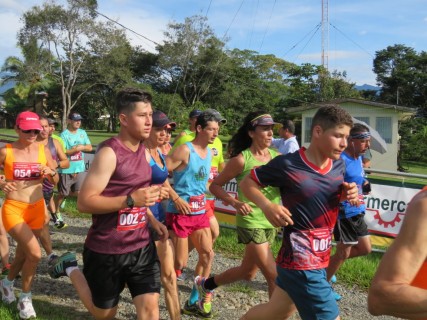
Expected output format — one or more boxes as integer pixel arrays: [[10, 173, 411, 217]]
[[0, 0, 27, 11], [0, 11, 24, 61]]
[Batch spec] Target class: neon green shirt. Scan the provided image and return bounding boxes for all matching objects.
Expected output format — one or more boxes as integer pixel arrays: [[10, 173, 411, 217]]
[[235, 148, 280, 229], [52, 134, 66, 153]]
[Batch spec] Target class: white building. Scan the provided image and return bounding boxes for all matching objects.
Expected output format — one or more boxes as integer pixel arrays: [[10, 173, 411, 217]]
[[287, 99, 415, 171]]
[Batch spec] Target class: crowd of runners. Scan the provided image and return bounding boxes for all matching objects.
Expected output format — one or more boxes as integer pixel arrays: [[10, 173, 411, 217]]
[[0, 87, 426, 320]]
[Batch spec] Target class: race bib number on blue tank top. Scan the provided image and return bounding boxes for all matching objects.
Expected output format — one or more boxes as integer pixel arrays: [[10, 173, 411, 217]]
[[189, 194, 206, 213]]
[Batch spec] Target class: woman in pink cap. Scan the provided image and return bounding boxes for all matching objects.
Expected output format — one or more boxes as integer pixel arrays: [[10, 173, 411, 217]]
[[0, 111, 58, 319]]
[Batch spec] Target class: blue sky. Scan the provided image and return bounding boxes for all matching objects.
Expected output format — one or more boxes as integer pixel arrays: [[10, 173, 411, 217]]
[[1, 0, 426, 86]]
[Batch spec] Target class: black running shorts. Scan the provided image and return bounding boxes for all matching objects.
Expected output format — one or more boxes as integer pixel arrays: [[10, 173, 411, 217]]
[[82, 241, 161, 309], [333, 213, 369, 245]]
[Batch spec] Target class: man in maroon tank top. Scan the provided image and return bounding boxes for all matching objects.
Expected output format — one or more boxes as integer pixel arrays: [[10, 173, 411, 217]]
[[48, 88, 168, 320], [369, 187, 427, 319]]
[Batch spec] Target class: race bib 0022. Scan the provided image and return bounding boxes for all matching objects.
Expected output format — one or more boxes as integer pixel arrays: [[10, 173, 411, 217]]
[[117, 207, 147, 231]]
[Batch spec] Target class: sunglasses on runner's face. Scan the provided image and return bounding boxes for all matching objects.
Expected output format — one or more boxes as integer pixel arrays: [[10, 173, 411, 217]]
[[21, 129, 41, 134]]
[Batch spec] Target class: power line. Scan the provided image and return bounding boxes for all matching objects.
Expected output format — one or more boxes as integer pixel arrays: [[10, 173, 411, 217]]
[[74, 0, 161, 47], [222, 0, 246, 41], [329, 22, 375, 59], [294, 25, 321, 64], [281, 23, 322, 59], [258, 0, 277, 52]]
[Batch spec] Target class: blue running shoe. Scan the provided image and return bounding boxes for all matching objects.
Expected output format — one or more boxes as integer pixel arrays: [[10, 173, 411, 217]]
[[332, 288, 342, 301], [48, 252, 77, 279], [330, 274, 337, 283]]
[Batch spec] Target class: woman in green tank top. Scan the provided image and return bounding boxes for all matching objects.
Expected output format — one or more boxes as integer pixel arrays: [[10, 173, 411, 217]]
[[199, 111, 281, 301]]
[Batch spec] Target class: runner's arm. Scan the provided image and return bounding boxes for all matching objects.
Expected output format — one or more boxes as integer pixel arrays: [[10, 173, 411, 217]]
[[77, 146, 159, 214], [368, 191, 427, 318], [42, 145, 59, 184], [53, 139, 70, 169], [240, 173, 293, 227], [165, 144, 189, 173], [209, 155, 251, 215]]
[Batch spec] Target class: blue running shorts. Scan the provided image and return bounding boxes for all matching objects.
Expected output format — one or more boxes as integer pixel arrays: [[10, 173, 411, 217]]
[[276, 266, 339, 320]]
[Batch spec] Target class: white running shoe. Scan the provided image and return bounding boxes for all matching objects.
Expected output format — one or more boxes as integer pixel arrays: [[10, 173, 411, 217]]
[[17, 295, 37, 319], [0, 278, 16, 304]]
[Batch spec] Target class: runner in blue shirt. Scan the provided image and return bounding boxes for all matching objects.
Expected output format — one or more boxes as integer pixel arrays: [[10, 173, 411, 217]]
[[326, 123, 372, 300]]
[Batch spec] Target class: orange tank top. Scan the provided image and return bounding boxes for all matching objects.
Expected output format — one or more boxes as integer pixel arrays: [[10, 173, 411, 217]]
[[4, 143, 47, 181], [412, 261, 427, 320], [412, 261, 427, 289]]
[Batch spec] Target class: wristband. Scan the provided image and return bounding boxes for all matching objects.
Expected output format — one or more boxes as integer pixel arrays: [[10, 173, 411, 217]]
[[172, 196, 180, 202]]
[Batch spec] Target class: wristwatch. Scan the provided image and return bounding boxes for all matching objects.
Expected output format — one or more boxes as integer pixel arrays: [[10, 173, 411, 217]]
[[126, 194, 135, 208]]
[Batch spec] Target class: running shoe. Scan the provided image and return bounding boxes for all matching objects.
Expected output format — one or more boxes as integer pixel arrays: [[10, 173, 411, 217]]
[[332, 287, 342, 301], [1, 263, 11, 276], [181, 300, 199, 316], [17, 295, 36, 319], [54, 220, 68, 230], [330, 274, 337, 283], [48, 254, 59, 266], [195, 276, 214, 317], [176, 269, 187, 282], [48, 252, 77, 279], [181, 300, 212, 318], [0, 278, 16, 304]]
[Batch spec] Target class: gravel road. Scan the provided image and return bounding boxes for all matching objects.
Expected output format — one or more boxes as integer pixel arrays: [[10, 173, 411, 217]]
[[6, 214, 400, 320]]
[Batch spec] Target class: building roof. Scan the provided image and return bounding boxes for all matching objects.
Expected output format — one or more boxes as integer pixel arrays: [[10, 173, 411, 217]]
[[287, 98, 416, 114]]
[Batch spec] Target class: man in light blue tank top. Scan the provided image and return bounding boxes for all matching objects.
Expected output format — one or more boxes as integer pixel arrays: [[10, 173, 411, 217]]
[[166, 110, 222, 318]]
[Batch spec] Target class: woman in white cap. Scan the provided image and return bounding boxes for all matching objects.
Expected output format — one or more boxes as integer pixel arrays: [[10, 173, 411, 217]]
[[189, 111, 280, 316], [0, 111, 58, 319]]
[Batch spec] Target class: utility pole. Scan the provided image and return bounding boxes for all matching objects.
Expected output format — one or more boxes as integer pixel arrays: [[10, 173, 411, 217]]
[[321, 0, 329, 71]]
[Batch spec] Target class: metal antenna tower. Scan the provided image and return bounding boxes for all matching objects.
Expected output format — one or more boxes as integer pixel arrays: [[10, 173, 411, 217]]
[[321, 0, 329, 70]]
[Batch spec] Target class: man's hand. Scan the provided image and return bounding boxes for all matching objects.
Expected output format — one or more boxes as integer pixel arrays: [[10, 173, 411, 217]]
[[262, 203, 293, 227], [151, 218, 169, 241], [0, 177, 17, 194], [132, 186, 161, 207], [342, 182, 360, 206], [233, 201, 253, 216], [159, 186, 170, 200]]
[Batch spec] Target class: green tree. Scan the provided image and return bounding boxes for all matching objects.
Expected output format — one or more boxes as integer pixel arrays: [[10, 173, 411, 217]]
[[156, 15, 228, 108], [1, 37, 55, 117], [76, 21, 135, 132], [17, 0, 108, 128], [373, 44, 426, 111]]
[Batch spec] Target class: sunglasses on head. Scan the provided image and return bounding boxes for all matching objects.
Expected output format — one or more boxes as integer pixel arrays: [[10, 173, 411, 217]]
[[21, 129, 41, 134]]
